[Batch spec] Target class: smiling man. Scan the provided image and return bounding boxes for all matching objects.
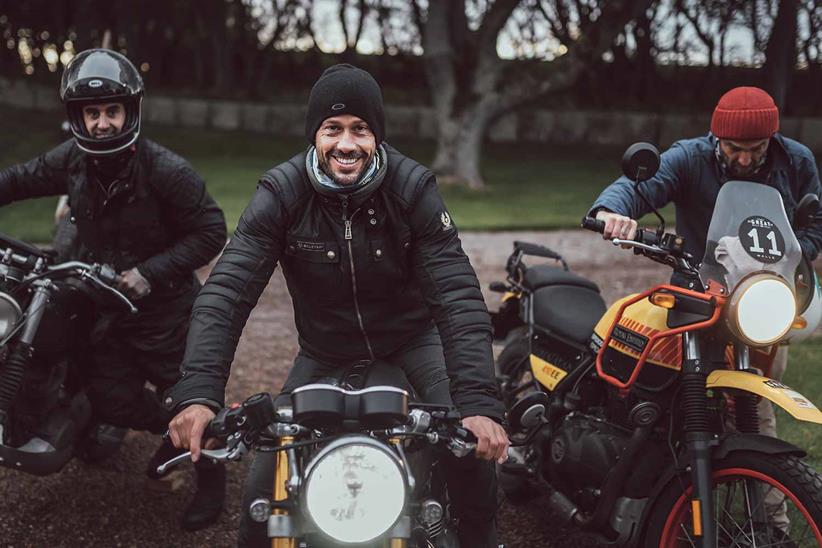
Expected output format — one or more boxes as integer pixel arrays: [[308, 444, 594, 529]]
[[0, 49, 227, 530], [166, 64, 507, 547]]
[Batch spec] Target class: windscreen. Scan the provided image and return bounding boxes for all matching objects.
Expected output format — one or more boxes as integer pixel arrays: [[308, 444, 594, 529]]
[[699, 181, 801, 294]]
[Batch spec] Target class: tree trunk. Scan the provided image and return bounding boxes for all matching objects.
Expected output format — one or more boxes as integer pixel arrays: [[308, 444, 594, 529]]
[[423, 0, 652, 190], [763, 0, 799, 111]]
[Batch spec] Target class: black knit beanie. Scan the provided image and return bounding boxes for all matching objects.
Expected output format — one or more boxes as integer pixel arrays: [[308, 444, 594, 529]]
[[305, 64, 385, 144]]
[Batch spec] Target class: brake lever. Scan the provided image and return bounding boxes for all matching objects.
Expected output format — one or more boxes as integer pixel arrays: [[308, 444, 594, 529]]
[[156, 440, 248, 475]]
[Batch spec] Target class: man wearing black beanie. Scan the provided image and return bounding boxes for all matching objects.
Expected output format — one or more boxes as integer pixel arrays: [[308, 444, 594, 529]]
[[167, 63, 507, 547]]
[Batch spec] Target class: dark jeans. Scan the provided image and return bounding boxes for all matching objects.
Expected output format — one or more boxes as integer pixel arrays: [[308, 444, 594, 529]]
[[83, 293, 192, 434], [238, 328, 499, 547]]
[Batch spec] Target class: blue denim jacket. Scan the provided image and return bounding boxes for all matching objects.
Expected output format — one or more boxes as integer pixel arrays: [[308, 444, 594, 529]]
[[590, 133, 822, 263]]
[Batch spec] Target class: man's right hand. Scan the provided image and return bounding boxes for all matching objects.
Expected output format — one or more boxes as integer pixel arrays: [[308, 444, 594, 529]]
[[595, 210, 638, 241], [168, 404, 216, 463]]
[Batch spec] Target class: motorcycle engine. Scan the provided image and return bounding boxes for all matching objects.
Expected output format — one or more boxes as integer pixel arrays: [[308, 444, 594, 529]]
[[545, 412, 630, 506]]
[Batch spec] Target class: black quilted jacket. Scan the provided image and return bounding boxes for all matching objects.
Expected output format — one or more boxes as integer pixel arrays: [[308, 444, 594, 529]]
[[167, 144, 504, 421], [0, 138, 226, 299]]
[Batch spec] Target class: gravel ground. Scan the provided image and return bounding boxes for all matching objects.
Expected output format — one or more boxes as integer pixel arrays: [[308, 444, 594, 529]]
[[0, 230, 669, 548]]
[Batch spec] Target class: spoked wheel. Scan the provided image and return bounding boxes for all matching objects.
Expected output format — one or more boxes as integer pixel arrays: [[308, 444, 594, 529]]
[[646, 452, 822, 547]]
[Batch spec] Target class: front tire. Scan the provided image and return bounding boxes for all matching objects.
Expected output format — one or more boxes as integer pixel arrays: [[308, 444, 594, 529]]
[[643, 451, 822, 547]]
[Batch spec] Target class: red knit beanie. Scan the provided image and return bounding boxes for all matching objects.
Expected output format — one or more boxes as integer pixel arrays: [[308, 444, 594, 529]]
[[711, 87, 779, 140]]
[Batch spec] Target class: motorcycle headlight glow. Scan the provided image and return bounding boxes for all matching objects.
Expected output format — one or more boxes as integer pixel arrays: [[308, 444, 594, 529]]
[[728, 275, 796, 346], [0, 293, 21, 341], [303, 437, 406, 544]]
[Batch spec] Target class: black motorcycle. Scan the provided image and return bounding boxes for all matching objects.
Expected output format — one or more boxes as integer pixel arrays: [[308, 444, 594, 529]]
[[0, 231, 136, 475], [159, 383, 478, 547]]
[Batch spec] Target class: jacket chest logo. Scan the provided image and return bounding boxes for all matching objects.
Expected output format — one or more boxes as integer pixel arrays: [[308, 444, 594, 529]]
[[296, 241, 325, 251]]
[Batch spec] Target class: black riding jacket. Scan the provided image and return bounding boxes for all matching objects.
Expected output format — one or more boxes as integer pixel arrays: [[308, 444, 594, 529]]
[[167, 144, 504, 421], [0, 138, 227, 305]]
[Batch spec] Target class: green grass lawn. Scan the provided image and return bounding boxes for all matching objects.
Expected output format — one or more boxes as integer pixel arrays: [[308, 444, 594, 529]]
[[779, 338, 822, 469], [0, 106, 674, 241]]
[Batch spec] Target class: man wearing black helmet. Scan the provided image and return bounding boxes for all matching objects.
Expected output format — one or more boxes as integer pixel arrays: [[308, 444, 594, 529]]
[[166, 64, 507, 547], [0, 49, 228, 530]]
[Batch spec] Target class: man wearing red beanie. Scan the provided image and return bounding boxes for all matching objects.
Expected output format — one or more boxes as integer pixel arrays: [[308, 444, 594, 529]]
[[588, 86, 821, 530], [588, 84, 821, 444]]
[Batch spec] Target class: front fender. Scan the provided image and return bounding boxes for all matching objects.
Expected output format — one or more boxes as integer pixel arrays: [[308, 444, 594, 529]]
[[707, 370, 822, 425], [712, 432, 806, 460]]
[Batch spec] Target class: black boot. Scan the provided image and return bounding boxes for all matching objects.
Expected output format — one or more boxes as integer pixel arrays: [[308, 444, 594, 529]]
[[146, 437, 185, 480], [76, 422, 128, 464], [180, 462, 226, 531]]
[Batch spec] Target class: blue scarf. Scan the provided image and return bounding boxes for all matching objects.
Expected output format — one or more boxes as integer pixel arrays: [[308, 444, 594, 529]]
[[309, 147, 380, 193]]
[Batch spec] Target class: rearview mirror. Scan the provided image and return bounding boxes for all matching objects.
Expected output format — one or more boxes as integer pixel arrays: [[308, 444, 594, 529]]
[[622, 142, 660, 183]]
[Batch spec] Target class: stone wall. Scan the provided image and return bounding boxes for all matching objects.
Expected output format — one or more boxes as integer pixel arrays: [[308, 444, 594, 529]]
[[3, 77, 821, 152]]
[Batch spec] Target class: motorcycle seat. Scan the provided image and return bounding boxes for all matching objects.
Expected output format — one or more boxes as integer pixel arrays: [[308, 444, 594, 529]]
[[532, 285, 606, 345], [522, 265, 601, 293]]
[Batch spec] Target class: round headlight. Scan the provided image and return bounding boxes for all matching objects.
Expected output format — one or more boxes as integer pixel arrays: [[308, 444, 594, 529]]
[[729, 275, 796, 345], [0, 293, 21, 340], [304, 437, 406, 544]]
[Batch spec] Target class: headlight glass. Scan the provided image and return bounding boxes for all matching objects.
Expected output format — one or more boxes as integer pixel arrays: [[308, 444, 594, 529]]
[[734, 277, 795, 345], [304, 440, 405, 544], [0, 293, 21, 340]]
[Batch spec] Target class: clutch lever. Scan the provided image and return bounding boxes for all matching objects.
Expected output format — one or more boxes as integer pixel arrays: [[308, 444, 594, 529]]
[[82, 272, 138, 314]]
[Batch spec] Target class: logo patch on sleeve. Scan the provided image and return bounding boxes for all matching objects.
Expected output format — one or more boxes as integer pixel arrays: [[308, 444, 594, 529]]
[[440, 211, 453, 231]]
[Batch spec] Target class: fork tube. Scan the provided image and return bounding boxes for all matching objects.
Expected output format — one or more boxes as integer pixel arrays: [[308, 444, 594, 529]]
[[681, 331, 716, 548], [272, 436, 295, 548]]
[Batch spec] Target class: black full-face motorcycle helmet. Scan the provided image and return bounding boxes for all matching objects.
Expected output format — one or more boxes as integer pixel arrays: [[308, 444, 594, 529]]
[[59, 49, 143, 156]]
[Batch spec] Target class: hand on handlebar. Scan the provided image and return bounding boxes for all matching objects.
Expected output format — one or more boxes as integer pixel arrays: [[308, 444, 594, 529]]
[[117, 267, 151, 300], [462, 416, 509, 464], [168, 404, 217, 463], [595, 210, 638, 242]]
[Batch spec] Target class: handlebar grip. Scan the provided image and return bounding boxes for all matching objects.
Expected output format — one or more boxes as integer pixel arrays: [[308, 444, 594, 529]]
[[581, 216, 606, 233], [454, 426, 478, 444], [203, 420, 220, 440], [97, 264, 121, 286], [636, 229, 659, 246]]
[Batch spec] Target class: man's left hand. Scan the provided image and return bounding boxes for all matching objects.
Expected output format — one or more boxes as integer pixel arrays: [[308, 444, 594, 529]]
[[118, 267, 151, 300], [462, 415, 510, 464]]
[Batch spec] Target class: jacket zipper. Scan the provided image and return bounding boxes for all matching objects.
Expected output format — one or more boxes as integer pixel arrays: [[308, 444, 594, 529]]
[[341, 198, 375, 361]]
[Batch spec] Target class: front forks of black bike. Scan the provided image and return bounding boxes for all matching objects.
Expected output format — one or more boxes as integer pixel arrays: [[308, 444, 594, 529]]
[[0, 284, 50, 443], [681, 331, 717, 548]]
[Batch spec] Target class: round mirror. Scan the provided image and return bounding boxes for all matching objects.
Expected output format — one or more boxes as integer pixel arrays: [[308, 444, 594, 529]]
[[621, 142, 660, 182]]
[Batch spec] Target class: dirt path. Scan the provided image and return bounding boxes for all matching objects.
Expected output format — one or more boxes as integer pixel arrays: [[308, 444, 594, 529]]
[[0, 230, 668, 548]]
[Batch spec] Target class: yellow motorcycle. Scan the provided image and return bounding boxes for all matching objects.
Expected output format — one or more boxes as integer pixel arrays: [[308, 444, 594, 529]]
[[493, 143, 822, 547]]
